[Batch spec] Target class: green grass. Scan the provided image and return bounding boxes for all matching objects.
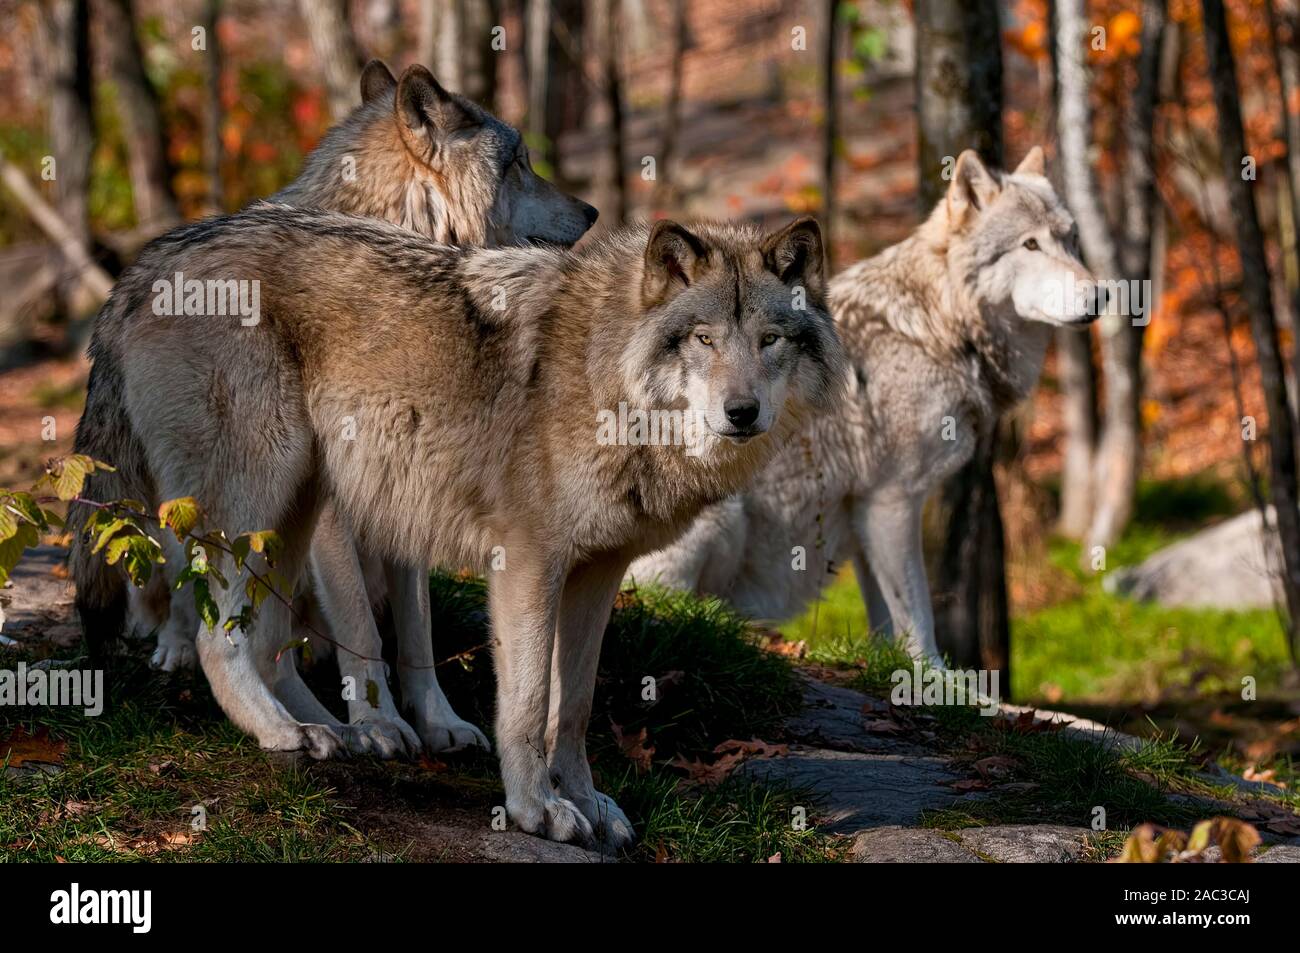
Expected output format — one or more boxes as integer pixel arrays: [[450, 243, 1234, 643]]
[[0, 657, 374, 862], [2, 576, 828, 863], [783, 473, 1293, 704]]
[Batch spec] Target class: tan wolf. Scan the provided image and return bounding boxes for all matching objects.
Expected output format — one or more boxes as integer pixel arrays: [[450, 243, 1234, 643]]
[[70, 203, 844, 846], [75, 60, 596, 759], [630, 148, 1099, 665]]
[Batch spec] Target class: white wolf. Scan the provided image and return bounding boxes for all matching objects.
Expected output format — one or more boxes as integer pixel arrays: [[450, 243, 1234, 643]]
[[630, 148, 1099, 664]]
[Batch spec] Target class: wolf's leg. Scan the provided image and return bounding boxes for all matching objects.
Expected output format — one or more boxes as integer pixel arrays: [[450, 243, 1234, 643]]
[[293, 504, 417, 758], [386, 559, 489, 753], [151, 532, 198, 672], [546, 556, 634, 850], [489, 550, 591, 843], [850, 547, 894, 638], [196, 515, 347, 759], [126, 572, 167, 641], [853, 493, 942, 666]]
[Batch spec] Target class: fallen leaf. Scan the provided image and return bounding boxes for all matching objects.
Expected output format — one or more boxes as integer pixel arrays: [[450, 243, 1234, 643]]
[[973, 755, 1017, 781], [1, 725, 67, 767], [610, 721, 655, 773], [713, 738, 788, 760], [950, 778, 989, 792], [417, 755, 448, 773]]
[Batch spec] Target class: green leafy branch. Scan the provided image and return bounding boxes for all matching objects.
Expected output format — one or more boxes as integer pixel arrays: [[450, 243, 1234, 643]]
[[2, 455, 486, 683]]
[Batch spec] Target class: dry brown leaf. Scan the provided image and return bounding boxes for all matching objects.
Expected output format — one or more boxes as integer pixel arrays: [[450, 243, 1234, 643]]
[[610, 721, 655, 773], [2, 725, 67, 767], [973, 755, 1018, 781]]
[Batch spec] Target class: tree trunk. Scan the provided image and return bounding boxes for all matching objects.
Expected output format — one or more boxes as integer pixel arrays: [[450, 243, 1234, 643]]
[[1087, 0, 1167, 550], [821, 0, 839, 267], [435, 1, 498, 106], [1047, 0, 1098, 538], [915, 0, 1009, 680], [655, 0, 687, 205], [41, 0, 97, 321], [595, 0, 626, 226], [204, 0, 224, 214], [298, 0, 363, 121], [1055, 329, 1099, 536], [915, 0, 1003, 204], [417, 0, 439, 68], [97, 0, 179, 230], [1267, 0, 1300, 428], [1203, 0, 1300, 665]]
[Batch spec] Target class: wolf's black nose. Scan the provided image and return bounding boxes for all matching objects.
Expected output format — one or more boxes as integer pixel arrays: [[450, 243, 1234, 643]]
[[725, 398, 759, 429], [581, 203, 599, 226]]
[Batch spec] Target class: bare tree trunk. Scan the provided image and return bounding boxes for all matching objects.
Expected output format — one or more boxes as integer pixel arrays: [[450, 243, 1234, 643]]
[[654, 0, 687, 205], [463, 0, 499, 108], [595, 0, 626, 226], [1055, 329, 1099, 535], [1046, 0, 1098, 538], [41, 0, 97, 321], [364, 0, 402, 61], [1087, 0, 1167, 550], [298, 0, 363, 120], [821, 0, 839, 267], [1203, 0, 1300, 665], [417, 0, 439, 67], [915, 0, 1008, 679], [915, 0, 1003, 199], [97, 0, 179, 230], [436, 0, 498, 105], [204, 0, 224, 214], [1267, 0, 1300, 427]]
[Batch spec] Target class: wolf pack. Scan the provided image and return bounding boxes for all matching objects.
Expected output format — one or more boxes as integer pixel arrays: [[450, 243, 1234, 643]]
[[68, 61, 1100, 849]]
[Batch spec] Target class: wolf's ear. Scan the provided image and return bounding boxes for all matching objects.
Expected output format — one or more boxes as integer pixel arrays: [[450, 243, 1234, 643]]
[[643, 220, 710, 306], [948, 150, 1001, 227], [762, 216, 825, 297], [396, 65, 480, 140], [360, 59, 397, 104], [1014, 146, 1046, 177]]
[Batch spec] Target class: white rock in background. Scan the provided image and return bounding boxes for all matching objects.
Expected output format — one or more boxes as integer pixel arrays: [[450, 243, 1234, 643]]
[[1104, 509, 1279, 610]]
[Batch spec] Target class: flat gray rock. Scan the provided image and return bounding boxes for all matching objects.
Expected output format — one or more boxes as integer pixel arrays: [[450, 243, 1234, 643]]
[[786, 674, 928, 755], [475, 830, 611, 864], [0, 545, 78, 647], [957, 824, 1090, 863], [852, 826, 982, 863], [1105, 509, 1277, 610], [743, 744, 966, 833]]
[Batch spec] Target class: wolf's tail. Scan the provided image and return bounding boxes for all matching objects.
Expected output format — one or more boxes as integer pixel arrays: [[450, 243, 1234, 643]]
[[68, 312, 156, 663]]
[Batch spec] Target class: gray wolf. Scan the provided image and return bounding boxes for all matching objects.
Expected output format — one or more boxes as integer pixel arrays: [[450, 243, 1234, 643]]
[[630, 148, 1098, 665], [69, 203, 844, 847], [73, 59, 596, 759]]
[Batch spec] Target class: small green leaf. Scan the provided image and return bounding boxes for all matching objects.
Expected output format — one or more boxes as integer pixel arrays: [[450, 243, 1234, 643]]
[[192, 577, 220, 631], [366, 679, 381, 710]]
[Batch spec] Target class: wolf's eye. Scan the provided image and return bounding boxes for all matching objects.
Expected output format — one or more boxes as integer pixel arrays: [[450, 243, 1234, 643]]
[[696, 333, 714, 347], [1023, 238, 1040, 251], [760, 332, 779, 347]]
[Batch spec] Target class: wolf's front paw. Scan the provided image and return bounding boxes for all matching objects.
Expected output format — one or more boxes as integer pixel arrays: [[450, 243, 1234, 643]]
[[261, 722, 348, 760], [509, 793, 594, 844], [150, 636, 196, 672], [351, 711, 421, 759], [408, 694, 490, 753], [588, 791, 635, 850]]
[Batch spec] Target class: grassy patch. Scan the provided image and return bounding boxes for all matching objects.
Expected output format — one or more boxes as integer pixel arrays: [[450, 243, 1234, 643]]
[[1, 656, 374, 862], [3, 577, 829, 863], [423, 574, 826, 862]]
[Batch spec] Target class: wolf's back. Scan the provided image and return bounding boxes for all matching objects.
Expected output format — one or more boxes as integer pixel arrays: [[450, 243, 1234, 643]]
[[68, 299, 157, 659]]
